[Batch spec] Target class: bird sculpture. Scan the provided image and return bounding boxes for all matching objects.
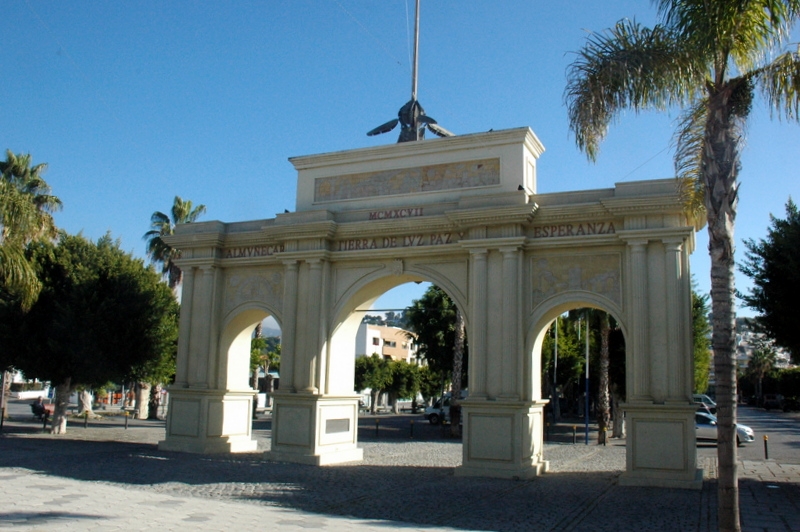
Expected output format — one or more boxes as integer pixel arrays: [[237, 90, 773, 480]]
[[367, 98, 453, 143]]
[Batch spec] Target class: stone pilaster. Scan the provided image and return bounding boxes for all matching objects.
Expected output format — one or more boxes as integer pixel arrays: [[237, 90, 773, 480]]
[[500, 246, 521, 400], [469, 249, 488, 399], [628, 240, 650, 400], [281, 260, 299, 393], [174, 266, 194, 388], [664, 239, 686, 400]]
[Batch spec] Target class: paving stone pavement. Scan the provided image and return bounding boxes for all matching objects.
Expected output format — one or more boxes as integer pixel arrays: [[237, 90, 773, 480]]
[[0, 413, 797, 531]]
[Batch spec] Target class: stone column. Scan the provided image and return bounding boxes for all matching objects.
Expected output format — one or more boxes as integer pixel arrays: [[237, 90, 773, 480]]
[[499, 246, 520, 400], [469, 249, 488, 399], [664, 239, 686, 401], [174, 266, 194, 388], [301, 259, 323, 394], [191, 265, 216, 389], [281, 260, 299, 393], [294, 259, 322, 394], [628, 240, 650, 400], [647, 243, 667, 403]]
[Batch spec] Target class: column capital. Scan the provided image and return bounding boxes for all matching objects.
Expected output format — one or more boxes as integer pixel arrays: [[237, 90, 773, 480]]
[[626, 239, 649, 250]]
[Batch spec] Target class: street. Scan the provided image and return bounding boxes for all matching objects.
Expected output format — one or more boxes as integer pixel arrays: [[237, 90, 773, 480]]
[[697, 404, 800, 463]]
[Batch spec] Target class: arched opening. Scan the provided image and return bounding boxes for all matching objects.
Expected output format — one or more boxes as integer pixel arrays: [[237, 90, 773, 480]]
[[529, 295, 627, 444], [219, 305, 282, 398], [328, 273, 468, 428]]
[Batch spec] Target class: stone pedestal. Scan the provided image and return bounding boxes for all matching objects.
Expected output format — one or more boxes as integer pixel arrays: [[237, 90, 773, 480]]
[[159, 388, 258, 453], [267, 393, 363, 466], [455, 400, 549, 479], [619, 403, 702, 489]]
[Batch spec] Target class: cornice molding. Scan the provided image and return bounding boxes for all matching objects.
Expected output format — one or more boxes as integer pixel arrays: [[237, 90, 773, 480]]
[[289, 127, 540, 171], [445, 204, 538, 228]]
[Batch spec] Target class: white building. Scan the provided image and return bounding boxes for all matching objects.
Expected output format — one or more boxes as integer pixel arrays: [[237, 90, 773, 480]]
[[354, 323, 417, 363]]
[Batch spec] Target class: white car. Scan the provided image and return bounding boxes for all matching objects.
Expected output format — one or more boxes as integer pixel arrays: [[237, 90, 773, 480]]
[[693, 394, 717, 414], [695, 412, 755, 446]]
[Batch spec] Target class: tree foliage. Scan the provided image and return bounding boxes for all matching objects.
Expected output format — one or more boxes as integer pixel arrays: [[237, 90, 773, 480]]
[[0, 150, 61, 311], [741, 199, 800, 363], [692, 285, 712, 393], [404, 285, 468, 386], [13, 232, 179, 389], [746, 337, 778, 403], [144, 195, 206, 292], [354, 353, 393, 413]]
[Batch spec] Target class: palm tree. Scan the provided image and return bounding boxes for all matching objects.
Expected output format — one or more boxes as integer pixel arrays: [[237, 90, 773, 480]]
[[565, 3, 800, 529], [747, 338, 777, 404], [144, 196, 206, 294], [0, 150, 61, 309]]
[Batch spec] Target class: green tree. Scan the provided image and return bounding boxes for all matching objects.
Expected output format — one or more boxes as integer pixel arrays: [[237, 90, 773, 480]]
[[0, 150, 61, 312], [144, 196, 206, 294], [747, 337, 777, 404], [384, 359, 420, 414], [15, 232, 179, 433], [354, 354, 393, 413], [692, 286, 712, 394], [565, 3, 800, 527], [417, 364, 441, 406], [740, 199, 800, 363], [541, 315, 584, 420], [404, 285, 468, 387]]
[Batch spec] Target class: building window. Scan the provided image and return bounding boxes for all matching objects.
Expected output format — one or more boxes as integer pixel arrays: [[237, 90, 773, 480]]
[[372, 338, 379, 346]]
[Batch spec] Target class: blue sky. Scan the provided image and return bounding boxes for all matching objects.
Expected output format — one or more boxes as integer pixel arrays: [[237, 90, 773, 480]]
[[4, 1, 799, 318]]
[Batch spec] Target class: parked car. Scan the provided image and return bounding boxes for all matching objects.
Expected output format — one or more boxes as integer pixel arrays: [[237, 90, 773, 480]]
[[693, 394, 717, 414], [762, 394, 784, 410], [425, 396, 451, 425], [695, 412, 755, 446], [424, 390, 468, 425]]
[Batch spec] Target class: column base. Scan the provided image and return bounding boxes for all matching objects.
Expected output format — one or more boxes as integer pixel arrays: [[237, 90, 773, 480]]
[[455, 399, 549, 480], [620, 402, 702, 490], [265, 393, 363, 466], [158, 387, 258, 454]]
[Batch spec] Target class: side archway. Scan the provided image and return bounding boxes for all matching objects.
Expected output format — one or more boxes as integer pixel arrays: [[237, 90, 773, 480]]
[[526, 291, 626, 402]]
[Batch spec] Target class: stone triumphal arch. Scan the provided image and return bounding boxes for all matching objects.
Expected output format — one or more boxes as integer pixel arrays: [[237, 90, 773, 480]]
[[159, 127, 703, 489]]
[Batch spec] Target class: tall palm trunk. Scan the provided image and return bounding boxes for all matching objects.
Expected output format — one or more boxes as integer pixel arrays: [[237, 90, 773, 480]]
[[134, 382, 151, 419], [51, 378, 73, 434], [705, 84, 742, 532], [78, 389, 94, 416], [597, 314, 610, 444], [147, 383, 163, 419], [611, 385, 625, 438], [449, 308, 465, 437]]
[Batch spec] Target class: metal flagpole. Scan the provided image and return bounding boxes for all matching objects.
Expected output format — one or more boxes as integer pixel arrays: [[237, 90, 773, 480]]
[[411, 0, 420, 102]]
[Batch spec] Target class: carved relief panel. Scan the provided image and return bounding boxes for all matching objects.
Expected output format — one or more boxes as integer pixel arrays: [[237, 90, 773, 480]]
[[529, 253, 622, 308], [223, 268, 285, 316]]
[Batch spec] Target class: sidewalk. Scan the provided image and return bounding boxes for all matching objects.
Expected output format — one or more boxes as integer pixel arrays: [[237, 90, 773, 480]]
[[0, 411, 797, 531]]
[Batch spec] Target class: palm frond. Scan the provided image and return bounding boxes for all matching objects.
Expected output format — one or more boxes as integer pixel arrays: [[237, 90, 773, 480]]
[[0, 245, 41, 310], [673, 100, 707, 225], [565, 19, 702, 160], [752, 45, 800, 121], [656, 0, 800, 77]]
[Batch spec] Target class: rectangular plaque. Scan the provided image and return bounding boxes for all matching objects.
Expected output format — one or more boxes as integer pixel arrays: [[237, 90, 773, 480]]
[[325, 418, 350, 434], [314, 158, 500, 203]]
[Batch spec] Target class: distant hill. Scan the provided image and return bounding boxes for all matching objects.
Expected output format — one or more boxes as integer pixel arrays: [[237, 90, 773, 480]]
[[262, 327, 281, 338]]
